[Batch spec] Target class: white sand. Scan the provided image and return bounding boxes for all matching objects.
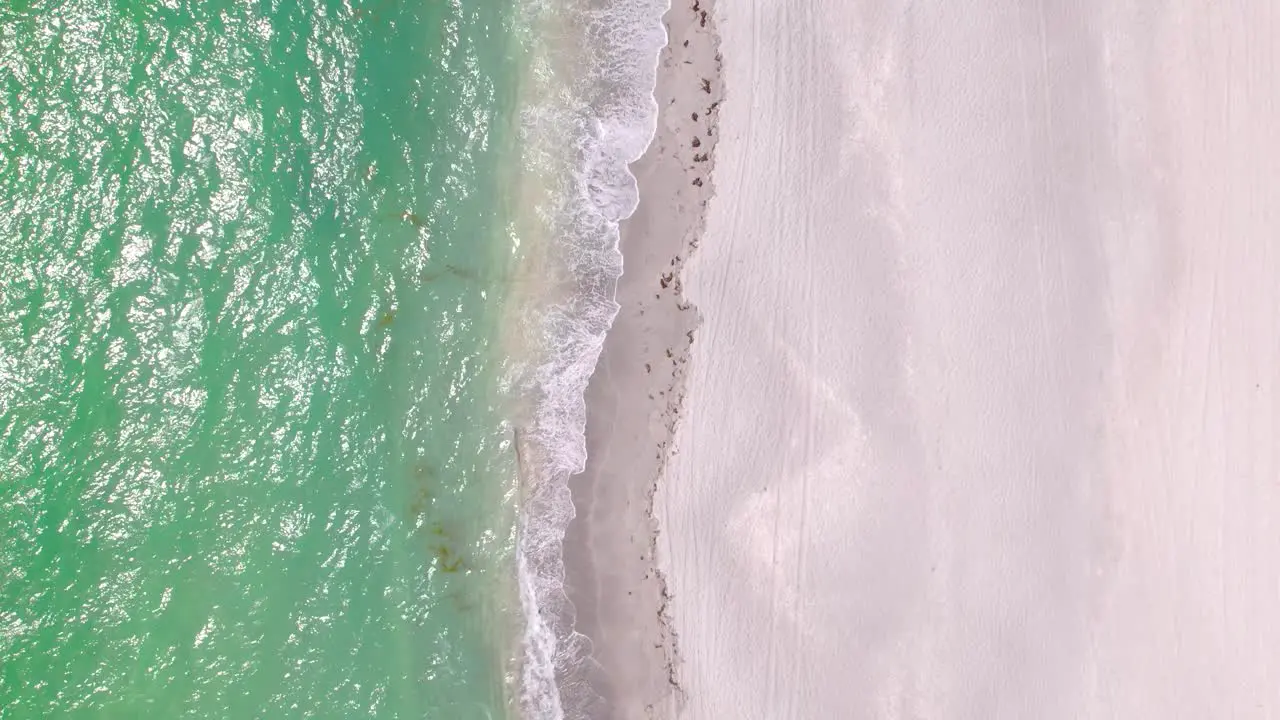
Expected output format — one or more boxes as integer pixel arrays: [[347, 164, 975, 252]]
[[656, 0, 1280, 718]]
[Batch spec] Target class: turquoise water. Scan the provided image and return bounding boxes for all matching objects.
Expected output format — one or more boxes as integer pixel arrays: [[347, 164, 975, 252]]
[[0, 0, 524, 717]]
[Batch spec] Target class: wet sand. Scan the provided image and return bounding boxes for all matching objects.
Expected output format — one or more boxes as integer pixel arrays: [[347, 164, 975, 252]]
[[561, 1, 721, 717]]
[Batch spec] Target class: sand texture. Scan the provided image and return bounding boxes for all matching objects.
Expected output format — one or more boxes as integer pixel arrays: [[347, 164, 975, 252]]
[[651, 0, 1280, 718], [562, 1, 721, 718]]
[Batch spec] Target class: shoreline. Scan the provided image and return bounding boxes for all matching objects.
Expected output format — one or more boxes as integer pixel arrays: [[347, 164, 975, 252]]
[[562, 0, 723, 716], [499, 0, 671, 714]]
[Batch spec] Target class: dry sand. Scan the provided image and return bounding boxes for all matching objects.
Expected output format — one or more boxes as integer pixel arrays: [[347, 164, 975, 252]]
[[631, 0, 1278, 718]]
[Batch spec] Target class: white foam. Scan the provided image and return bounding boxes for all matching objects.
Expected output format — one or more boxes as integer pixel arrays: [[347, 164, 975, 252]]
[[510, 0, 670, 717]]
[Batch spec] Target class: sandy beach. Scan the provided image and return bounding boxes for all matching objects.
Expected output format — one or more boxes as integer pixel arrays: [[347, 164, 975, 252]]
[[571, 0, 1279, 718]]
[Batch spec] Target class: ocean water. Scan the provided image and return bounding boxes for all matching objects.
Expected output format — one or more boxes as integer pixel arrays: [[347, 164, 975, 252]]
[[1, 0, 521, 716], [0, 0, 669, 716]]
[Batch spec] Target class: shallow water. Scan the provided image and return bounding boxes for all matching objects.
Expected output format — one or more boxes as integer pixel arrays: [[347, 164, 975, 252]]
[[0, 0, 522, 716]]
